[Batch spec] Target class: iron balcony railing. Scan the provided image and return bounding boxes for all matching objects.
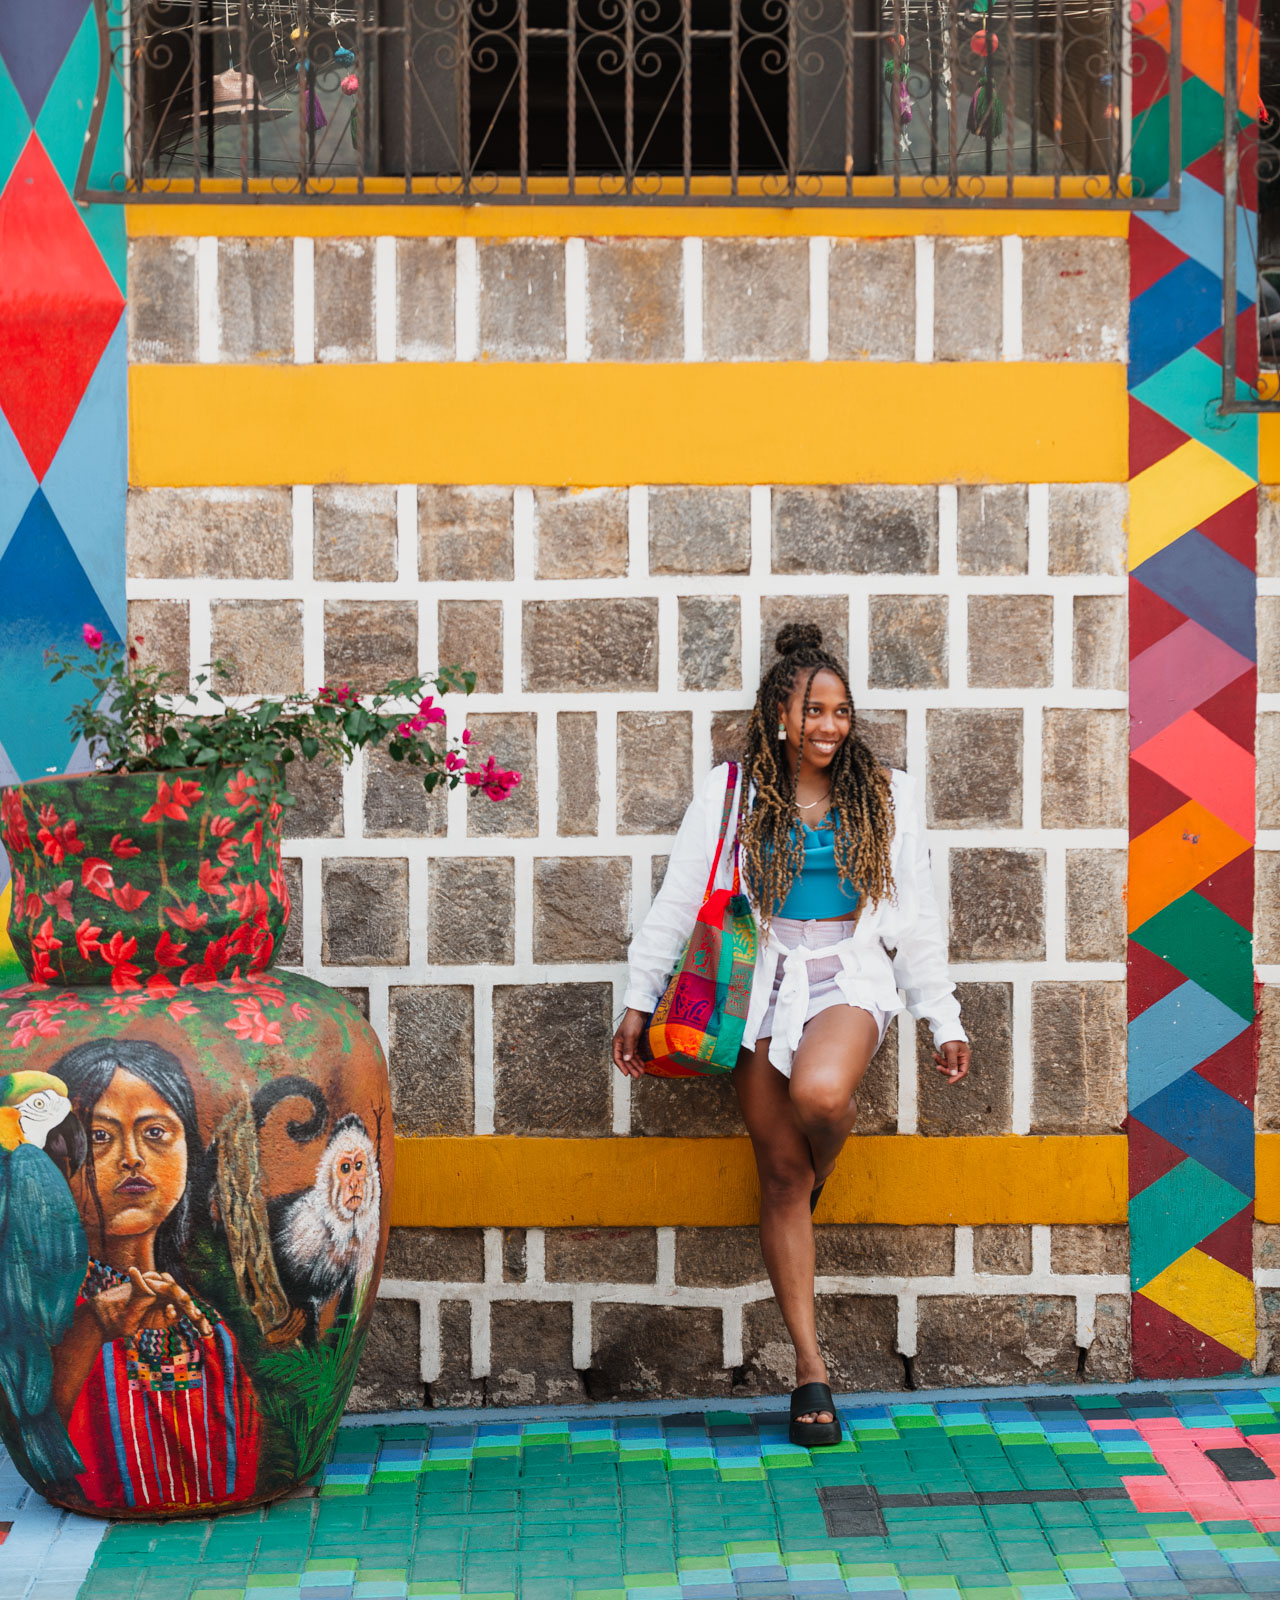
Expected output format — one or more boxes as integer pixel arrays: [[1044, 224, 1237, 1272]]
[[81, 0, 1180, 206]]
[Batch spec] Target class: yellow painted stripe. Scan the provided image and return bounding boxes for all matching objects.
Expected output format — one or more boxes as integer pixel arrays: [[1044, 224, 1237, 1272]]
[[1255, 1134, 1280, 1222], [126, 200, 1131, 240], [131, 361, 1127, 487], [1128, 438, 1258, 569], [387, 1135, 1128, 1227], [1137, 1248, 1256, 1360]]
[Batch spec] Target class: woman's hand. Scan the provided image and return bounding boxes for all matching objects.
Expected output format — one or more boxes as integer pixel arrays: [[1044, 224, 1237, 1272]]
[[89, 1268, 214, 1342], [934, 1041, 970, 1085], [612, 1009, 648, 1079]]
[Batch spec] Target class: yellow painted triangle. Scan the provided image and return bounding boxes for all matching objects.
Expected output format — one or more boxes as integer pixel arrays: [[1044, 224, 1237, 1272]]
[[1129, 438, 1257, 570], [1138, 1246, 1256, 1359]]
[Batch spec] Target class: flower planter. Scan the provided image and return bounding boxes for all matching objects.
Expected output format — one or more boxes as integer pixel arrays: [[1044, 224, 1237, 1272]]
[[0, 769, 393, 1519]]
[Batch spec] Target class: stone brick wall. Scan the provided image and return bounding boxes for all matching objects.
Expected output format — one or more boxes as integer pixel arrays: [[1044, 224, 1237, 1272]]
[[126, 227, 1132, 1399]]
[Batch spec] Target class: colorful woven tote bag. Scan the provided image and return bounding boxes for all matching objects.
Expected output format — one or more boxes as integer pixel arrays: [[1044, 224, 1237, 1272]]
[[640, 763, 758, 1078]]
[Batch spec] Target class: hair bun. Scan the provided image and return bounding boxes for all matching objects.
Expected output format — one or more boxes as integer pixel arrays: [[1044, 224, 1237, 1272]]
[[774, 621, 823, 656]]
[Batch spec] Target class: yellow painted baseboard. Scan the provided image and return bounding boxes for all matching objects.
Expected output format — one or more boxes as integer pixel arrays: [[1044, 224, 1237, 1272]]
[[130, 360, 1127, 488], [387, 1134, 1129, 1228]]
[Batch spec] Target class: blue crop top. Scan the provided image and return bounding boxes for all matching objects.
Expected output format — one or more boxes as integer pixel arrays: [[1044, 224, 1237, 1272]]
[[776, 818, 861, 920]]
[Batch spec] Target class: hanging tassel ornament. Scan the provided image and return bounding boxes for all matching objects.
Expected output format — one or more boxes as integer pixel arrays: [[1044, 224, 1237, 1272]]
[[965, 22, 1003, 137]]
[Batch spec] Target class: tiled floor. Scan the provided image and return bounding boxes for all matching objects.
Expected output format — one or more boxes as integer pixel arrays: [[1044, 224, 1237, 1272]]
[[12, 1387, 1280, 1599], [0, 1442, 106, 1600]]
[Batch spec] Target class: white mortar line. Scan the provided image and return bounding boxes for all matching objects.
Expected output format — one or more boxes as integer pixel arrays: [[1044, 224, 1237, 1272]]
[[722, 1301, 744, 1369], [683, 237, 703, 361], [948, 589, 966, 693], [513, 852, 534, 967], [1027, 484, 1049, 577], [471, 1295, 491, 1379], [749, 484, 771, 581], [455, 235, 478, 361], [572, 1298, 593, 1369], [367, 980, 390, 1058], [628, 484, 649, 578], [536, 704, 558, 841], [1044, 840, 1067, 967], [396, 483, 417, 586], [473, 976, 496, 1136], [657, 592, 679, 696], [526, 1229, 547, 1285], [197, 236, 219, 363], [612, 981, 632, 1134], [375, 236, 397, 362], [190, 591, 213, 680], [937, 485, 958, 579], [597, 706, 619, 842], [484, 1228, 505, 1284], [1031, 1225, 1052, 1275], [896, 1292, 919, 1358], [913, 236, 934, 363], [407, 839, 428, 972], [341, 747, 364, 840], [808, 236, 829, 361], [565, 237, 587, 361], [895, 1002, 917, 1134], [1001, 236, 1023, 361], [419, 1293, 442, 1383], [953, 1226, 975, 1277], [301, 851, 323, 974], [292, 237, 314, 364], [502, 593, 523, 705], [1053, 591, 1075, 689], [656, 1228, 677, 1290], [1010, 973, 1033, 1135], [513, 486, 536, 586], [1076, 1291, 1097, 1349]]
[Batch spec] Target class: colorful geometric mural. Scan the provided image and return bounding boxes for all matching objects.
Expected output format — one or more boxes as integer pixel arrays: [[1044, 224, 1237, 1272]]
[[1127, 0, 1262, 1375], [0, 1, 125, 986]]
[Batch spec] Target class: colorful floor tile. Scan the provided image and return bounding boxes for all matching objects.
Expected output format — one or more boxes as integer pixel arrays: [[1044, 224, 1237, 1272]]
[[13, 1387, 1280, 1600]]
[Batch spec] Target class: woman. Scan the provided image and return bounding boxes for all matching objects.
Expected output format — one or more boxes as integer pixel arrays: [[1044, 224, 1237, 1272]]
[[613, 623, 970, 1445], [49, 1038, 261, 1513]]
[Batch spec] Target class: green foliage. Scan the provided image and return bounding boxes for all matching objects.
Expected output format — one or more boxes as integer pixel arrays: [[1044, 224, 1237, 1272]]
[[255, 1309, 370, 1482]]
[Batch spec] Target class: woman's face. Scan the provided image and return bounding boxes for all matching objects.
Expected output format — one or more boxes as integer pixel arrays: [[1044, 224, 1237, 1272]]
[[71, 1068, 188, 1240], [779, 668, 853, 772]]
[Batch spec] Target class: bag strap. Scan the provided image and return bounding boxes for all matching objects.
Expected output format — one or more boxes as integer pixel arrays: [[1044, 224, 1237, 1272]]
[[702, 762, 739, 904]]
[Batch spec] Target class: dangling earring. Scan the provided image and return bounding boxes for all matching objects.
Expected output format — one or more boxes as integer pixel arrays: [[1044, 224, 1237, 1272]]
[[777, 724, 786, 741]]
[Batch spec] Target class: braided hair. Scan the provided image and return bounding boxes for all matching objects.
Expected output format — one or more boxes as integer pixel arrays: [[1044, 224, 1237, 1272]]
[[739, 622, 895, 926]]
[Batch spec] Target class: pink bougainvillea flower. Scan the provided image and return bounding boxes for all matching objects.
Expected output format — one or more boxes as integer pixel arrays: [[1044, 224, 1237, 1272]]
[[142, 775, 201, 824], [198, 860, 229, 897], [155, 930, 189, 968], [81, 857, 115, 899], [225, 770, 257, 813], [42, 880, 75, 922], [461, 728, 473, 745], [445, 750, 466, 773], [110, 834, 141, 859], [168, 999, 199, 1022], [418, 695, 447, 725], [1, 792, 30, 854], [38, 818, 85, 863], [464, 756, 522, 802], [146, 972, 179, 1000], [165, 902, 208, 933], [82, 623, 104, 650], [75, 918, 103, 960], [111, 882, 151, 912]]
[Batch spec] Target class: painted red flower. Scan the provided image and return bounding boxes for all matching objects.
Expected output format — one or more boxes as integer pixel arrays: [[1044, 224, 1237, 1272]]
[[75, 918, 103, 960], [31, 917, 62, 984], [290, 1002, 312, 1021], [164, 903, 207, 933], [81, 857, 115, 900], [269, 867, 292, 919], [225, 771, 257, 813], [1, 792, 30, 854], [210, 815, 236, 838], [198, 860, 228, 898], [216, 838, 240, 868], [181, 935, 231, 986], [225, 1003, 282, 1045], [38, 818, 85, 863], [102, 992, 148, 1017], [111, 882, 151, 912], [168, 999, 199, 1021], [142, 777, 187, 824], [242, 820, 265, 865], [38, 803, 58, 829], [100, 931, 142, 992], [146, 973, 179, 1000], [12, 869, 24, 909], [41, 880, 75, 922], [24, 891, 42, 920], [110, 834, 141, 859], [230, 880, 269, 921], [155, 930, 188, 968]]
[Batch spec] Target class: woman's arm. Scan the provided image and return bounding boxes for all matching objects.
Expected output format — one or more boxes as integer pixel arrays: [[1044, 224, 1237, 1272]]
[[888, 772, 968, 1055]]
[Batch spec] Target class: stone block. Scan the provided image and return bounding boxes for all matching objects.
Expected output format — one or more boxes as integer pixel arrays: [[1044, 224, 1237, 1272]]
[[534, 487, 629, 578], [968, 595, 1053, 689], [651, 854, 669, 896], [314, 484, 398, 582], [1263, 853, 1280, 966], [949, 851, 1044, 961], [314, 239, 374, 362], [396, 236, 456, 360], [503, 1229, 526, 1280], [430, 1300, 484, 1407], [926, 709, 1023, 829], [488, 1302, 582, 1406], [1042, 708, 1127, 828], [956, 485, 1028, 575], [217, 237, 293, 362], [1262, 715, 1280, 829], [127, 598, 189, 686], [914, 1294, 1078, 1386], [617, 712, 692, 834], [384, 1226, 484, 1281], [649, 486, 751, 575], [973, 1226, 1031, 1274], [533, 857, 631, 963], [760, 595, 850, 675], [828, 238, 915, 360], [1051, 1225, 1128, 1275], [545, 1229, 658, 1283], [1031, 980, 1127, 1133], [558, 712, 599, 837], [128, 236, 196, 362], [591, 1304, 729, 1399], [334, 986, 369, 1017], [348, 1299, 423, 1411], [1262, 596, 1280, 692], [586, 237, 683, 361], [815, 1225, 953, 1277], [323, 599, 419, 693], [935, 238, 1001, 360], [1073, 594, 1127, 690], [276, 856, 303, 966], [856, 1016, 900, 1134], [523, 598, 659, 692], [478, 239, 565, 360], [1048, 484, 1128, 575], [679, 595, 742, 691], [916, 982, 1013, 1134], [388, 985, 475, 1135], [466, 711, 538, 838], [283, 759, 344, 838], [702, 239, 808, 361], [857, 710, 908, 772], [773, 485, 938, 574], [418, 485, 514, 582], [1261, 987, 1280, 1130], [1263, 485, 1280, 577], [492, 982, 612, 1134], [363, 742, 448, 838], [1065, 849, 1127, 961], [210, 598, 304, 694], [711, 710, 751, 766], [675, 1228, 768, 1287], [439, 598, 503, 693], [631, 1075, 744, 1136], [1082, 1292, 1130, 1382], [322, 856, 410, 965], [430, 857, 515, 965], [1023, 237, 1128, 362], [128, 486, 292, 579], [1258, 1222, 1280, 1271], [741, 1296, 903, 1394], [868, 595, 949, 689]]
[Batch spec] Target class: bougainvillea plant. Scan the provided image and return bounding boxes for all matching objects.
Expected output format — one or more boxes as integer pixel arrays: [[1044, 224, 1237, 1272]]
[[47, 625, 520, 804]]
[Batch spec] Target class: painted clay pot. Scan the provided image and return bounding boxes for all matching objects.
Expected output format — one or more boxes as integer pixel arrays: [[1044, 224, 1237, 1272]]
[[0, 769, 393, 1519]]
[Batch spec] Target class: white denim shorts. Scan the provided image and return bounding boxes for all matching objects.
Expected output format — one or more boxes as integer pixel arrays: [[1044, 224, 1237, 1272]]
[[758, 916, 892, 1068]]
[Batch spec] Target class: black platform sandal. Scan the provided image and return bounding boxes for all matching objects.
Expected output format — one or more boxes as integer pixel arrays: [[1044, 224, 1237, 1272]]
[[809, 1181, 825, 1214], [789, 1382, 842, 1448]]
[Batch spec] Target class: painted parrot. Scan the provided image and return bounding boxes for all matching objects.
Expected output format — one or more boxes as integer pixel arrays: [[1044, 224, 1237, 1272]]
[[0, 1070, 89, 1484]]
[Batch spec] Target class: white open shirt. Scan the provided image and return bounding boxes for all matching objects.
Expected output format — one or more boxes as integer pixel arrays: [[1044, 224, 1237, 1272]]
[[623, 764, 967, 1075]]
